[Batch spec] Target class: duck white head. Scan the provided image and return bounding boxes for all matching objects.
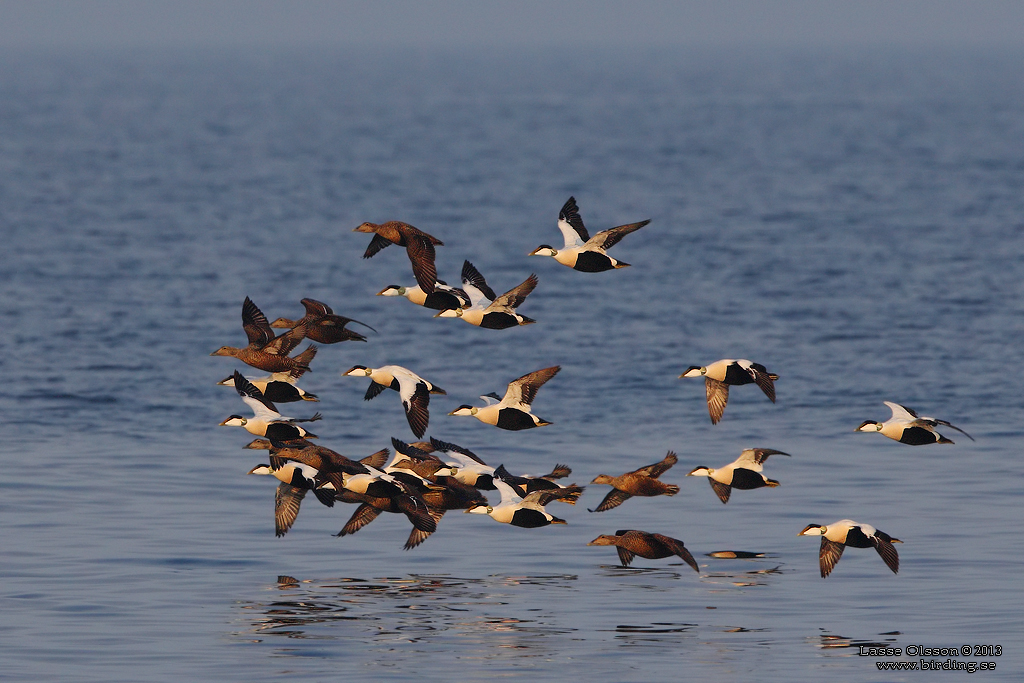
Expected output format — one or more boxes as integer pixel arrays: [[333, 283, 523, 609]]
[[687, 466, 714, 477], [343, 365, 373, 377], [377, 285, 406, 297], [220, 415, 247, 427], [448, 405, 479, 417], [434, 308, 463, 318], [856, 420, 883, 433], [528, 245, 558, 257], [798, 524, 827, 536], [679, 366, 706, 378], [465, 504, 493, 515]]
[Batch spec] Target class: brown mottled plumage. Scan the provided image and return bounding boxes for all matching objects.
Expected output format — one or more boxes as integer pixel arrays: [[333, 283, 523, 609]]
[[353, 221, 444, 293], [588, 530, 699, 572], [270, 298, 376, 344], [589, 451, 680, 512], [211, 297, 315, 374]]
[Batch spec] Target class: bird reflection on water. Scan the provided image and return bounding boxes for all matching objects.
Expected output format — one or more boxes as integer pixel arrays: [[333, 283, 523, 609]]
[[236, 574, 580, 647]]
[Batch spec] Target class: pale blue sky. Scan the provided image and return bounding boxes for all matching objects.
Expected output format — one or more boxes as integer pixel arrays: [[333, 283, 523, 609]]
[[1, 0, 1022, 50]]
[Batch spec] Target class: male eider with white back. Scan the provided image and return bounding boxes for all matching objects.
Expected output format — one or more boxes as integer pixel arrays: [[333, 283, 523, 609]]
[[342, 365, 445, 438], [449, 366, 559, 430], [798, 520, 902, 578], [435, 260, 537, 329], [856, 401, 973, 445], [377, 282, 470, 312], [687, 448, 789, 504], [529, 196, 650, 272], [679, 359, 778, 424], [465, 468, 581, 528], [220, 371, 321, 440]]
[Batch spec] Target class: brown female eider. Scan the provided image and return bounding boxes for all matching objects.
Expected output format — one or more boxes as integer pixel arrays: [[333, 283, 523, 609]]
[[589, 451, 680, 512], [588, 530, 700, 572], [353, 221, 444, 294], [211, 297, 316, 375], [270, 298, 375, 344]]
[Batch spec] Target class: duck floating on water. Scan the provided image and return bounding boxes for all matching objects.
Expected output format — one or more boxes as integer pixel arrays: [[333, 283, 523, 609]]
[[588, 530, 699, 571], [529, 196, 650, 272], [856, 401, 973, 445], [589, 451, 680, 512], [798, 520, 902, 578], [687, 448, 789, 504], [680, 359, 778, 424], [449, 366, 559, 430]]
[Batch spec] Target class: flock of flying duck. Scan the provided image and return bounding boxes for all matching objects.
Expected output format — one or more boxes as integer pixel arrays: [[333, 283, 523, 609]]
[[212, 197, 972, 578]]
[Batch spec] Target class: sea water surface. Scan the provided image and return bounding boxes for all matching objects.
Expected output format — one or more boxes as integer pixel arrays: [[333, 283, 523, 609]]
[[1, 46, 1022, 681]]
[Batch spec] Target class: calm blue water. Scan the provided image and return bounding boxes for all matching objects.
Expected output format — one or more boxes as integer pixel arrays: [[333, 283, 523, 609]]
[[1, 45, 1022, 681]]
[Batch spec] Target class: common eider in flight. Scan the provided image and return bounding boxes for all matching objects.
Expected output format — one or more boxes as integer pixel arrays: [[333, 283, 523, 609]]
[[465, 468, 581, 528], [217, 370, 318, 403], [335, 461, 487, 550], [448, 366, 559, 431], [529, 196, 650, 272], [220, 371, 321, 440], [687, 448, 789, 504], [680, 359, 778, 424], [325, 465, 439, 543], [248, 462, 336, 537], [798, 520, 902, 578], [342, 365, 445, 438], [435, 260, 537, 329], [856, 401, 973, 445], [252, 436, 373, 479], [588, 530, 699, 572], [589, 451, 680, 512], [428, 437, 571, 494], [352, 220, 444, 294], [379, 438, 460, 484], [270, 298, 375, 344], [211, 297, 316, 375], [377, 281, 470, 312]]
